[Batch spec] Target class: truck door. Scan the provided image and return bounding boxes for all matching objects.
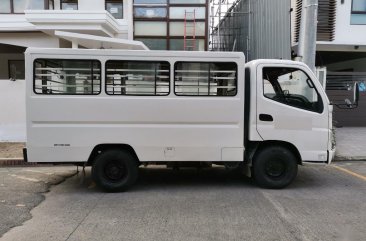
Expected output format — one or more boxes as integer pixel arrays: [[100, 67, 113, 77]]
[[256, 64, 329, 162]]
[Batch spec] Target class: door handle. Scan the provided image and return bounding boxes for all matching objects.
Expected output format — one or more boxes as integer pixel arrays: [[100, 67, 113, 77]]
[[259, 114, 273, 122]]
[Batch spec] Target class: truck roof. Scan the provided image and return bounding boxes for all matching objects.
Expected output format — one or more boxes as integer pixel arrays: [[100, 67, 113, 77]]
[[25, 48, 246, 60], [246, 59, 310, 69]]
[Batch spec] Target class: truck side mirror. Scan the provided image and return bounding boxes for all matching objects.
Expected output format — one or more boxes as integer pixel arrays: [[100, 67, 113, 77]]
[[354, 82, 360, 104], [344, 98, 352, 107], [334, 82, 360, 109]]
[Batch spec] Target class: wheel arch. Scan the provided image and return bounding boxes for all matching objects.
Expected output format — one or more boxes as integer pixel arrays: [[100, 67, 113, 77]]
[[87, 144, 140, 166], [248, 140, 302, 165]]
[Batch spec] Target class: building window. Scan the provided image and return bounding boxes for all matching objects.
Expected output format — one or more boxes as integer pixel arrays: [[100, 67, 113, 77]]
[[134, 7, 167, 18], [9, 60, 25, 80], [351, 0, 366, 24], [61, 0, 78, 10], [0, 1, 11, 13], [170, 39, 205, 51], [106, 0, 123, 19], [169, 22, 205, 36], [174, 62, 237, 96], [134, 38, 167, 50], [106, 60, 170, 96], [0, 0, 54, 13], [134, 21, 167, 36], [133, 0, 208, 51], [33, 59, 101, 95], [49, 0, 54, 9], [134, 0, 167, 4], [352, 0, 366, 11], [169, 0, 206, 3], [169, 7, 206, 19]]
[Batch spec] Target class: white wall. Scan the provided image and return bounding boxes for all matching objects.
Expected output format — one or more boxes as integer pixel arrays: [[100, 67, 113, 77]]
[[330, 1, 366, 45], [0, 33, 58, 142], [292, 1, 366, 49], [0, 32, 59, 48], [0, 80, 26, 142], [78, 0, 133, 39]]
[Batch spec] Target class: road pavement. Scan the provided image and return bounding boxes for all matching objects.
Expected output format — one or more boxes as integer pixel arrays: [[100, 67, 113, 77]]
[[0, 166, 76, 237], [1, 162, 366, 241]]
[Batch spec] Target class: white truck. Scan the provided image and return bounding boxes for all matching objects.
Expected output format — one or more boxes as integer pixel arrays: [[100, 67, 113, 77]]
[[23, 48, 339, 191]]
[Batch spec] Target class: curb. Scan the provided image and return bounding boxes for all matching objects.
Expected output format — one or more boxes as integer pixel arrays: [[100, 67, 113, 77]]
[[333, 156, 366, 162], [0, 158, 38, 167]]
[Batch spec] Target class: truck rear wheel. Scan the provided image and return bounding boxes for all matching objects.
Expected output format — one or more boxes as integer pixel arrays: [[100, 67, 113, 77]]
[[252, 146, 298, 189], [91, 149, 138, 192]]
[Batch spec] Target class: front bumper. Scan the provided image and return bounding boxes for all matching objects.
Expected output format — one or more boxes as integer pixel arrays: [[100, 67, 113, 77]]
[[328, 149, 335, 164]]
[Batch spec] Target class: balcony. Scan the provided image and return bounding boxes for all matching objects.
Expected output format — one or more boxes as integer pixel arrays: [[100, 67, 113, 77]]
[[24, 10, 128, 37], [0, 15, 36, 31]]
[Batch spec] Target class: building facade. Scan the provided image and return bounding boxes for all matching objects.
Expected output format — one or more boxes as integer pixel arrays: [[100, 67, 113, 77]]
[[210, 0, 291, 62], [292, 0, 366, 127], [134, 0, 208, 51], [0, 0, 209, 141]]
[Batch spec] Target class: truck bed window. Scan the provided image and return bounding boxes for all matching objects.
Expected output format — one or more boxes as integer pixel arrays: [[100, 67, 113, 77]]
[[105, 61, 170, 96], [174, 62, 237, 96], [33, 59, 101, 95]]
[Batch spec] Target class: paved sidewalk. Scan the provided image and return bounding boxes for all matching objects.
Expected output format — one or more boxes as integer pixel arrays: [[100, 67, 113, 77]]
[[335, 127, 366, 160], [0, 142, 24, 159]]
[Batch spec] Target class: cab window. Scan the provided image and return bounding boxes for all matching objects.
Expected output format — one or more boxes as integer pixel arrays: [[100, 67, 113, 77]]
[[263, 67, 323, 113]]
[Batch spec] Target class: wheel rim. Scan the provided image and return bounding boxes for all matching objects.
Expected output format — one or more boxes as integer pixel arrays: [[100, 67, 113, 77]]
[[104, 160, 127, 182], [265, 160, 286, 178]]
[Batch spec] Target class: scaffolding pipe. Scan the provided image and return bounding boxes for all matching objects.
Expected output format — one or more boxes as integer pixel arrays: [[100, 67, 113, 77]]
[[218, 0, 222, 49], [247, 0, 251, 60]]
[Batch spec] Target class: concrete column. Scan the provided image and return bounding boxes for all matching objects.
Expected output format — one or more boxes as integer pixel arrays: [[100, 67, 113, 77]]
[[72, 41, 78, 49]]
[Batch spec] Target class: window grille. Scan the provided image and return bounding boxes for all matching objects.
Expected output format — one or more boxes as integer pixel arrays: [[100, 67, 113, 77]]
[[33, 59, 101, 95], [174, 62, 237, 96], [106, 61, 170, 96]]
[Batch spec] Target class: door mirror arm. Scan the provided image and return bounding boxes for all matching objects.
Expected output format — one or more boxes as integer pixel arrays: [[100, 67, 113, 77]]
[[333, 83, 360, 109]]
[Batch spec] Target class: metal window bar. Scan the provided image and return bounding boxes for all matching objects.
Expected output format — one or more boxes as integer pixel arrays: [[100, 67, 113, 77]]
[[154, 63, 157, 95], [91, 61, 94, 94], [34, 60, 101, 95], [175, 63, 237, 96], [107, 69, 168, 72], [208, 63, 211, 95], [106, 62, 170, 95]]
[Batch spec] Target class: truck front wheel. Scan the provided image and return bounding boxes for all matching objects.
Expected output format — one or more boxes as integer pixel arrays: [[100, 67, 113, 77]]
[[91, 149, 139, 192], [252, 146, 298, 189]]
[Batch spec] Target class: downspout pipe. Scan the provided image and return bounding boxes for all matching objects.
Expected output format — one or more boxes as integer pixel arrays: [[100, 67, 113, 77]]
[[296, 0, 318, 73]]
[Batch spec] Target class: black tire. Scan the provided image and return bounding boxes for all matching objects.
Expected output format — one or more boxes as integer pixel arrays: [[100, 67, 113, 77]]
[[252, 146, 298, 189], [91, 149, 139, 192]]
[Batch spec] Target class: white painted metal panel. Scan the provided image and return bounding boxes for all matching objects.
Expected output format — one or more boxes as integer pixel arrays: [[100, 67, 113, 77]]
[[25, 48, 245, 163]]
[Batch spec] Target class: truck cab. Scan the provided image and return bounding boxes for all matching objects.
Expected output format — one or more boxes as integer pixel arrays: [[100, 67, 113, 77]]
[[243, 59, 334, 188], [246, 59, 334, 164]]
